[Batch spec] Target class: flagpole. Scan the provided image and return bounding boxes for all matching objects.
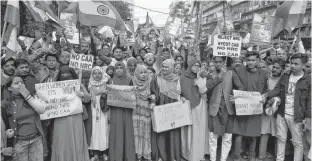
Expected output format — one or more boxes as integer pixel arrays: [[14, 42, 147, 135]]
[[1, 21, 8, 47]]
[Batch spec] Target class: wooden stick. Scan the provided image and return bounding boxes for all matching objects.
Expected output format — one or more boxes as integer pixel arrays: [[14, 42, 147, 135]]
[[1, 21, 8, 47]]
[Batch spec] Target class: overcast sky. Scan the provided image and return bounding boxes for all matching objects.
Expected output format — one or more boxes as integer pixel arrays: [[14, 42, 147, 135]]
[[133, 0, 172, 27]]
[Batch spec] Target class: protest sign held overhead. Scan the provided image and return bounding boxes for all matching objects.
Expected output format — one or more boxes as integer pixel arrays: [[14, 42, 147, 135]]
[[233, 90, 263, 115], [152, 101, 192, 133], [35, 80, 83, 120], [107, 85, 136, 109], [250, 14, 274, 45], [213, 34, 241, 57], [60, 13, 80, 44], [69, 54, 94, 71]]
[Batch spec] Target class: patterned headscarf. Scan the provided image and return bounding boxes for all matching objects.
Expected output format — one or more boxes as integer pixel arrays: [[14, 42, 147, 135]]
[[133, 65, 151, 100]]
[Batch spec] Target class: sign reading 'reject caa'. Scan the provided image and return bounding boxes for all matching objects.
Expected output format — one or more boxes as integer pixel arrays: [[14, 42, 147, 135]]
[[213, 34, 242, 57], [69, 54, 94, 71]]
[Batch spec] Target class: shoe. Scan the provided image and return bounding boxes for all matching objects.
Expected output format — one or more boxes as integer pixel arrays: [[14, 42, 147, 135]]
[[241, 151, 249, 159], [233, 155, 241, 161]]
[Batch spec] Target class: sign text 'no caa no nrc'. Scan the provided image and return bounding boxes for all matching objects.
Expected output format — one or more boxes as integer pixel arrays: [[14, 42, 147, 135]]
[[213, 34, 242, 57], [69, 54, 94, 71]]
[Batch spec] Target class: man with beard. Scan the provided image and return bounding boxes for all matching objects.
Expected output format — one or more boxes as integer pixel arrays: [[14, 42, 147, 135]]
[[1, 57, 16, 98], [99, 46, 127, 67], [232, 51, 268, 161]]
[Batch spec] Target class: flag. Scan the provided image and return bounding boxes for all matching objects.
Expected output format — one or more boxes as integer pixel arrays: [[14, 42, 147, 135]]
[[272, 1, 307, 37], [77, 1, 129, 32], [3, 1, 20, 53], [22, 0, 62, 28]]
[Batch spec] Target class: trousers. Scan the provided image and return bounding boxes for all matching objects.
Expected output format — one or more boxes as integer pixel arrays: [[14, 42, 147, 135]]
[[209, 132, 232, 161]]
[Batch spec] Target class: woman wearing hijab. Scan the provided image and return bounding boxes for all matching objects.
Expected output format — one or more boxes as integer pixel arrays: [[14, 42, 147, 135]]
[[132, 65, 154, 161], [127, 57, 138, 80], [180, 59, 209, 161], [51, 66, 91, 161], [88, 66, 111, 161], [109, 62, 136, 161], [150, 59, 183, 161]]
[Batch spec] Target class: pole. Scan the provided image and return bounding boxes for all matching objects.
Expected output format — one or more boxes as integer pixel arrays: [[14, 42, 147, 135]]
[[1, 21, 8, 47], [222, 1, 226, 34]]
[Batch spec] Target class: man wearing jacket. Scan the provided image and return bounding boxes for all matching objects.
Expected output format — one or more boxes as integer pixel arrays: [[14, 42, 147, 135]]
[[264, 53, 311, 161]]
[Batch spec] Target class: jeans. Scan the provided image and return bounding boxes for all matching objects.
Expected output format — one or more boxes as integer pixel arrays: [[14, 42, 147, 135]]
[[303, 118, 311, 161], [13, 136, 43, 161], [276, 114, 303, 161], [209, 132, 232, 161]]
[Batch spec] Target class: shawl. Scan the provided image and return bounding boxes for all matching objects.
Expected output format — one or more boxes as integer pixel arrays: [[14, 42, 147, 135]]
[[157, 59, 181, 100], [112, 62, 131, 85], [133, 65, 151, 100], [181, 59, 201, 108]]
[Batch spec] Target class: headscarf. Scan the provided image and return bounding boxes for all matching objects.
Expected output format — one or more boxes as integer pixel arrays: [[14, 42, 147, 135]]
[[112, 61, 131, 85], [184, 59, 200, 79], [56, 65, 78, 81], [106, 65, 114, 78], [157, 59, 181, 100], [158, 59, 179, 82], [133, 65, 151, 100], [127, 57, 137, 77], [89, 66, 110, 89]]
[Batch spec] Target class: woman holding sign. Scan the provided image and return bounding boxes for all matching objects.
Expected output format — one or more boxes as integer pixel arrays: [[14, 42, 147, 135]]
[[88, 66, 111, 160], [109, 62, 136, 161], [1, 75, 47, 161], [150, 59, 183, 161], [51, 66, 90, 161], [132, 65, 154, 161]]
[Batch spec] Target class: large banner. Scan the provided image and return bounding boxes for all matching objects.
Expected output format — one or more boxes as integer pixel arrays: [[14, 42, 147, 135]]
[[60, 13, 80, 44], [35, 80, 83, 120], [233, 90, 263, 115], [152, 101, 192, 133], [213, 34, 241, 57], [250, 14, 274, 45], [69, 54, 94, 71], [107, 85, 136, 109]]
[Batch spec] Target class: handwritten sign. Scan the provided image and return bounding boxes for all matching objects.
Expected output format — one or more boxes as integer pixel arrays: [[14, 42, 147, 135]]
[[69, 54, 94, 71], [107, 85, 136, 109], [60, 13, 80, 44], [250, 14, 274, 45], [233, 90, 263, 115], [152, 101, 192, 133], [213, 35, 241, 57], [35, 80, 83, 120]]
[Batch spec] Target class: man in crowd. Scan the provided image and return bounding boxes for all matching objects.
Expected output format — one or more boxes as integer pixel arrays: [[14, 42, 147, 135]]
[[264, 53, 310, 161], [99, 46, 127, 67], [208, 56, 235, 161], [1, 57, 16, 98]]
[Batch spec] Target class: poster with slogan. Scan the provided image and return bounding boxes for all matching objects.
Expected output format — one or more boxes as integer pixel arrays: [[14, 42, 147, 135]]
[[107, 85, 136, 109], [152, 101, 192, 133], [35, 80, 83, 120], [233, 90, 263, 115], [69, 54, 94, 71], [250, 14, 274, 45], [213, 34, 241, 57]]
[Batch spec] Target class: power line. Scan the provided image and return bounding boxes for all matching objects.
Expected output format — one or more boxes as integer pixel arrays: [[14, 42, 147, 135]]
[[125, 2, 170, 15]]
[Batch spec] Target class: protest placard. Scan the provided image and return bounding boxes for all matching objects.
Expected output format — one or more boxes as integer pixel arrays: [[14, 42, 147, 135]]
[[250, 14, 274, 45], [35, 80, 83, 120], [69, 54, 94, 71], [213, 34, 241, 57], [152, 101, 192, 133], [215, 9, 234, 32], [119, 31, 135, 46], [233, 90, 263, 115], [107, 85, 136, 109], [60, 13, 80, 44]]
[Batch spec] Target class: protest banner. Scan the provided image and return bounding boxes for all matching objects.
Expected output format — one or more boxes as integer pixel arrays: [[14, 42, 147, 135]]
[[152, 101, 192, 133], [250, 14, 274, 45], [35, 80, 83, 120], [213, 34, 241, 57], [60, 13, 80, 44], [69, 54, 94, 71], [107, 85, 136, 109], [233, 90, 263, 115]]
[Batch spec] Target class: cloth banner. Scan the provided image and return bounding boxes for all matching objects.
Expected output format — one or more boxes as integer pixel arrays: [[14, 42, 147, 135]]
[[233, 90, 263, 115], [35, 80, 83, 120], [152, 101, 192, 133], [107, 85, 136, 109], [213, 34, 241, 57]]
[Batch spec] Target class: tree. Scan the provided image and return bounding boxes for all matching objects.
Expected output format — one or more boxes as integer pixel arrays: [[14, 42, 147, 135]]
[[110, 1, 133, 21]]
